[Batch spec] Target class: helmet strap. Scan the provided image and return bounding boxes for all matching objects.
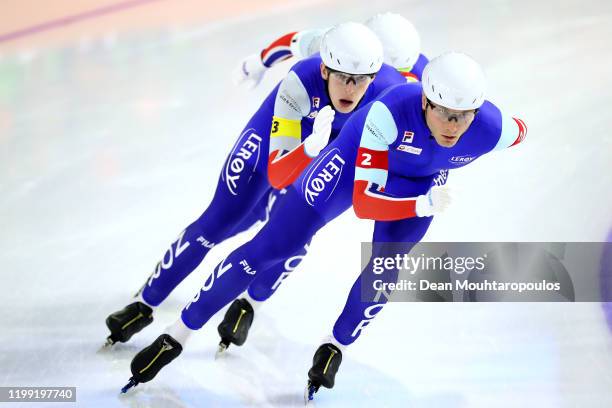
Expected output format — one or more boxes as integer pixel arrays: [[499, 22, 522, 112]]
[[422, 103, 435, 140]]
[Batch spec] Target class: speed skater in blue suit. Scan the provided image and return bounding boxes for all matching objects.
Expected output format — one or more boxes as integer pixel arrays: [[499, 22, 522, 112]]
[[121, 52, 528, 398]]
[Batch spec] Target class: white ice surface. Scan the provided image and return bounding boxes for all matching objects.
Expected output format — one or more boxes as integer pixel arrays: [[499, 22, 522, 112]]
[[1, 0, 611, 407]]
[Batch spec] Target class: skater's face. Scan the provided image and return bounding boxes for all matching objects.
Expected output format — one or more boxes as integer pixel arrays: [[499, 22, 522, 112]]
[[321, 63, 375, 113], [422, 94, 477, 148]]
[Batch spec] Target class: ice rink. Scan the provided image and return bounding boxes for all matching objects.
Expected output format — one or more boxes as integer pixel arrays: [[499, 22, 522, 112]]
[[1, 0, 611, 406]]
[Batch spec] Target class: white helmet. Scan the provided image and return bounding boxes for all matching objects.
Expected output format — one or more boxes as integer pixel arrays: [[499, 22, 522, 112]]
[[422, 52, 486, 110], [320, 22, 383, 75], [365, 12, 421, 70]]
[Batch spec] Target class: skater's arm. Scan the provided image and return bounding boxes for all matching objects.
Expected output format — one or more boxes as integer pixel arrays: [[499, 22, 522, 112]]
[[352, 101, 439, 221], [260, 31, 298, 68], [268, 143, 311, 189], [353, 180, 420, 221], [351, 102, 416, 220], [268, 105, 335, 189], [267, 71, 312, 189], [234, 29, 326, 89], [261, 28, 325, 67], [491, 114, 528, 151]]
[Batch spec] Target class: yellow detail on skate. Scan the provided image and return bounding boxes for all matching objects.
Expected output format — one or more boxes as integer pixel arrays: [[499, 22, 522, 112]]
[[233, 309, 247, 334], [121, 312, 143, 330], [139, 344, 170, 374], [322, 348, 337, 375]]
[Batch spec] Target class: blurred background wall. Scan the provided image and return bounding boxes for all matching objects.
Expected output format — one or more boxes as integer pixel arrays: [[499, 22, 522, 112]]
[[0, 0, 323, 53]]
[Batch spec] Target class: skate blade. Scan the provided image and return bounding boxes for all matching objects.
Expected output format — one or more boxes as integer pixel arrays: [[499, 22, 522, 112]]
[[97, 337, 116, 352], [214, 342, 229, 359], [120, 378, 138, 394], [304, 381, 319, 405]]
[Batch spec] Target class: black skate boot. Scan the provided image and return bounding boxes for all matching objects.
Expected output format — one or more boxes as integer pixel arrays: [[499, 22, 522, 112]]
[[121, 334, 183, 393], [216, 298, 254, 356], [105, 301, 153, 347], [305, 343, 343, 403]]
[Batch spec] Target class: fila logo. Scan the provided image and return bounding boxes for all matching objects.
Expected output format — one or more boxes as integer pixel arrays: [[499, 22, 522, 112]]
[[312, 97, 320, 108], [196, 236, 215, 249], [239, 259, 256, 275], [397, 144, 422, 155], [402, 131, 414, 144]]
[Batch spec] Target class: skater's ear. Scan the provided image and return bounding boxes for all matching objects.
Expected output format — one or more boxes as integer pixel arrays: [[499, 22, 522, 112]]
[[320, 63, 330, 80]]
